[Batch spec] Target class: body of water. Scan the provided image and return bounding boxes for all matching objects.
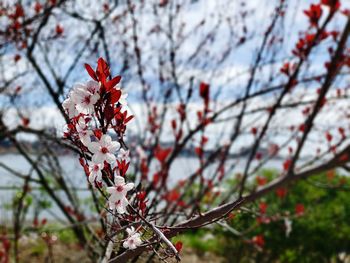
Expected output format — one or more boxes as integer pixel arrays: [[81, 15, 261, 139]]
[[0, 153, 281, 222]]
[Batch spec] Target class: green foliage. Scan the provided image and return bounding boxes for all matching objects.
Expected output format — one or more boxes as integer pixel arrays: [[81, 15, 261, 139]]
[[27, 241, 46, 257], [173, 229, 224, 255], [179, 170, 350, 262], [256, 171, 350, 262], [57, 228, 78, 244]]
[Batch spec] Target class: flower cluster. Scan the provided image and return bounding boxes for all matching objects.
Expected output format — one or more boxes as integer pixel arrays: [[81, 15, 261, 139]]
[[62, 58, 142, 249]]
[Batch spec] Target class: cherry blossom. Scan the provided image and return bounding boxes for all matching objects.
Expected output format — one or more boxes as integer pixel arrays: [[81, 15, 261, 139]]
[[284, 218, 292, 237], [109, 196, 129, 214], [62, 96, 78, 118], [88, 135, 120, 164], [107, 176, 134, 200], [106, 176, 134, 213], [117, 148, 130, 162], [213, 186, 226, 194], [76, 117, 92, 146], [123, 227, 142, 250], [72, 84, 100, 114], [88, 162, 103, 185], [86, 80, 100, 94]]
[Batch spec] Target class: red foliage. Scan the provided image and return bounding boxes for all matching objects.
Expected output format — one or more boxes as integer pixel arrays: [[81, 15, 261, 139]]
[[255, 152, 263, 160], [195, 146, 203, 158], [21, 117, 30, 127], [259, 202, 268, 214], [303, 4, 322, 27], [154, 146, 172, 163], [268, 144, 279, 156], [295, 203, 305, 216], [326, 169, 335, 180], [283, 159, 291, 171], [84, 63, 98, 81], [280, 62, 290, 76], [276, 187, 287, 198], [55, 24, 64, 35], [251, 127, 258, 135], [252, 235, 265, 247], [109, 89, 122, 104], [164, 189, 180, 203], [140, 158, 148, 179], [199, 82, 210, 101], [338, 127, 346, 140], [174, 241, 183, 252], [199, 82, 210, 109], [256, 176, 267, 186], [117, 160, 130, 177], [34, 2, 42, 13], [325, 131, 333, 142], [14, 54, 21, 62]]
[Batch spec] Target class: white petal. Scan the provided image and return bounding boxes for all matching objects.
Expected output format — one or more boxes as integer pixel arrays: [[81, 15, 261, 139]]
[[62, 97, 72, 110], [108, 199, 116, 210], [95, 170, 102, 182], [77, 117, 86, 128], [77, 103, 94, 114], [108, 141, 120, 153], [68, 109, 77, 118], [114, 176, 125, 186], [122, 196, 129, 207], [117, 204, 125, 214], [123, 241, 129, 249], [106, 153, 116, 164], [116, 197, 129, 214], [130, 243, 136, 250], [126, 227, 135, 236], [62, 98, 78, 118], [87, 104, 95, 113], [124, 183, 134, 192], [80, 134, 91, 146], [101, 135, 112, 146], [87, 142, 100, 153], [92, 152, 105, 164], [110, 193, 124, 202], [90, 93, 100, 104], [73, 83, 87, 90], [134, 237, 142, 246], [86, 80, 99, 93]]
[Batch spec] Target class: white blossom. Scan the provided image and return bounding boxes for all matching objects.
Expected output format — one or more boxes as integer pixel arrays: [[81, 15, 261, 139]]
[[123, 227, 142, 250], [106, 176, 134, 213], [88, 135, 120, 164], [62, 96, 78, 118], [72, 83, 100, 114], [109, 197, 129, 214], [88, 162, 103, 185], [63, 81, 100, 117], [86, 80, 100, 94], [118, 148, 130, 162], [212, 186, 226, 194], [284, 218, 292, 237], [76, 117, 92, 146]]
